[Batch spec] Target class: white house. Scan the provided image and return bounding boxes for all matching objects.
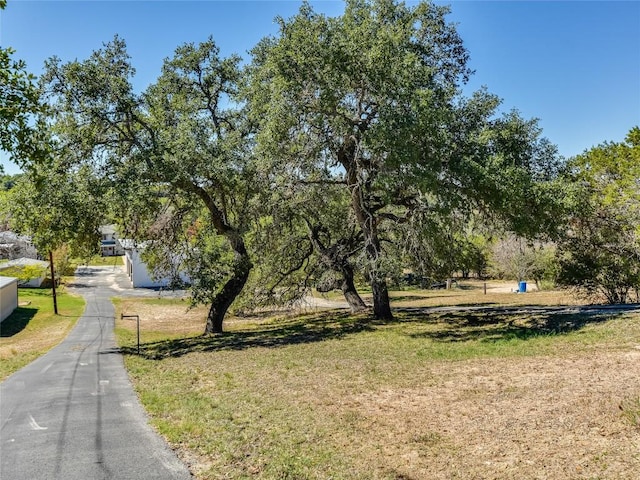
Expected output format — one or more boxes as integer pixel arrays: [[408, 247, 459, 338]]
[[0, 276, 18, 323], [0, 258, 49, 287], [100, 225, 125, 257], [119, 239, 190, 288]]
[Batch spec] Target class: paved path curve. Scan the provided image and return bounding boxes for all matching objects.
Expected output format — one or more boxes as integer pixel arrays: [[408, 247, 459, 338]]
[[0, 266, 192, 479]]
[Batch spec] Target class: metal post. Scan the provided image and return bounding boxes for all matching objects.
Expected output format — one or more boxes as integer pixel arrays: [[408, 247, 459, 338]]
[[49, 250, 58, 315], [137, 315, 140, 354], [121, 314, 140, 354], [484, 282, 487, 295]]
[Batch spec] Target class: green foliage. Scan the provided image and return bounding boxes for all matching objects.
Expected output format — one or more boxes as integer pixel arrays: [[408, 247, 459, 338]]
[[0, 173, 21, 191], [0, 264, 46, 284], [0, 46, 49, 167], [9, 1, 568, 328], [248, 0, 563, 317], [141, 207, 236, 301], [241, 181, 363, 310], [0, 163, 105, 257], [1, 0, 49, 166], [557, 127, 640, 303], [459, 233, 492, 278], [41, 36, 255, 332], [54, 244, 77, 276]]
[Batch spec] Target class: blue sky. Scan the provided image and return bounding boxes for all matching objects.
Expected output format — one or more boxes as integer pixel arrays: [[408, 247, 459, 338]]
[[1, 1, 639, 174]]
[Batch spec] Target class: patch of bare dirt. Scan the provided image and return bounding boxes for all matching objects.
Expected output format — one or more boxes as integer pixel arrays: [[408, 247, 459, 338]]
[[331, 350, 640, 479], [118, 300, 206, 336]]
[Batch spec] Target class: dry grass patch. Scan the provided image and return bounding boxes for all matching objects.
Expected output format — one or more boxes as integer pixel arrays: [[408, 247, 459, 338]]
[[114, 296, 640, 479], [387, 280, 581, 309], [333, 353, 640, 479], [115, 297, 208, 338], [313, 280, 582, 310]]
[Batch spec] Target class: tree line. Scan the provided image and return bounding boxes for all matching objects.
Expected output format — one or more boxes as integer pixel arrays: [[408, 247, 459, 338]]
[[1, 0, 638, 333]]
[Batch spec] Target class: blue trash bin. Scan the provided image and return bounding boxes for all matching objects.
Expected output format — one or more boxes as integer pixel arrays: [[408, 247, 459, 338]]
[[518, 281, 527, 293]]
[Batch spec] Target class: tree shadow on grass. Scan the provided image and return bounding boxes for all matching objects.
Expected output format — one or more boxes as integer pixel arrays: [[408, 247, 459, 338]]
[[389, 294, 434, 302], [120, 306, 633, 359], [0, 307, 38, 337], [121, 311, 376, 359], [404, 308, 626, 343]]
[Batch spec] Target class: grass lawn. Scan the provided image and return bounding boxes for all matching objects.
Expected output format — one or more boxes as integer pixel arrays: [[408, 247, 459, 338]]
[[114, 290, 640, 479], [315, 278, 581, 309], [0, 289, 85, 380], [77, 254, 124, 267]]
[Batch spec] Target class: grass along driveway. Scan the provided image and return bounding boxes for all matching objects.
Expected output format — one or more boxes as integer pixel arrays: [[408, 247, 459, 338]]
[[114, 297, 640, 479], [0, 289, 85, 380]]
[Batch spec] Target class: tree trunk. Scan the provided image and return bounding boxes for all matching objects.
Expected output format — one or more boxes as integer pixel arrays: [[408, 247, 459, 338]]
[[184, 182, 253, 335], [371, 278, 392, 320], [341, 140, 393, 320], [204, 251, 252, 334], [340, 264, 367, 313]]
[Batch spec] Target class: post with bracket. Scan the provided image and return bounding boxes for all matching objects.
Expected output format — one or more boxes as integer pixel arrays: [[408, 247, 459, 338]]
[[121, 314, 140, 354]]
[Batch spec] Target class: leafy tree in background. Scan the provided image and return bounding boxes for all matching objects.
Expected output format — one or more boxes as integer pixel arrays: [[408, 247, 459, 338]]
[[41, 37, 254, 333], [248, 0, 561, 319], [0, 173, 22, 191], [557, 127, 640, 303], [458, 233, 492, 279], [1, 163, 105, 260], [0, 161, 106, 313], [488, 234, 558, 289]]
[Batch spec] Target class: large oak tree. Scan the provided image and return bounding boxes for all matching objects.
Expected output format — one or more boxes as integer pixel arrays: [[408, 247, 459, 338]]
[[42, 37, 254, 333], [248, 0, 560, 319]]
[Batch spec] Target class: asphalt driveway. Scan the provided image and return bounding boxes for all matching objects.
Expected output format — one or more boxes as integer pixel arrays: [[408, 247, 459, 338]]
[[67, 265, 189, 298], [0, 266, 192, 479]]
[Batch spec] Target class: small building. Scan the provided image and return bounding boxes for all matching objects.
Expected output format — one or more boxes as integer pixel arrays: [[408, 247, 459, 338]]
[[119, 239, 190, 288], [100, 225, 125, 257], [0, 276, 18, 323], [0, 258, 49, 288]]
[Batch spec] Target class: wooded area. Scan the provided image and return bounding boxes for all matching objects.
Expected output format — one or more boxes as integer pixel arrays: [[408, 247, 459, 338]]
[[2, 0, 639, 333]]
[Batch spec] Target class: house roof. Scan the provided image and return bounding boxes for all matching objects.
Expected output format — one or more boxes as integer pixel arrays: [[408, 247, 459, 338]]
[[0, 258, 49, 269], [0, 231, 32, 243], [0, 276, 18, 288], [118, 239, 149, 250], [100, 224, 119, 235]]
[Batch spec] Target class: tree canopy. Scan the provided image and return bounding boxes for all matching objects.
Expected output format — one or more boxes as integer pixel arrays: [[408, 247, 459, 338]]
[[0, 163, 105, 258], [557, 127, 640, 303], [8, 0, 594, 332], [40, 36, 255, 333], [0, 1, 49, 169], [247, 0, 562, 319]]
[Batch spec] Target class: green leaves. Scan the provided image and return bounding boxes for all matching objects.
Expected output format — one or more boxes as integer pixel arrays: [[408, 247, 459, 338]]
[[557, 127, 640, 303], [41, 35, 255, 332], [248, 0, 562, 314], [1, 162, 106, 257], [0, 45, 49, 167], [9, 1, 577, 327]]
